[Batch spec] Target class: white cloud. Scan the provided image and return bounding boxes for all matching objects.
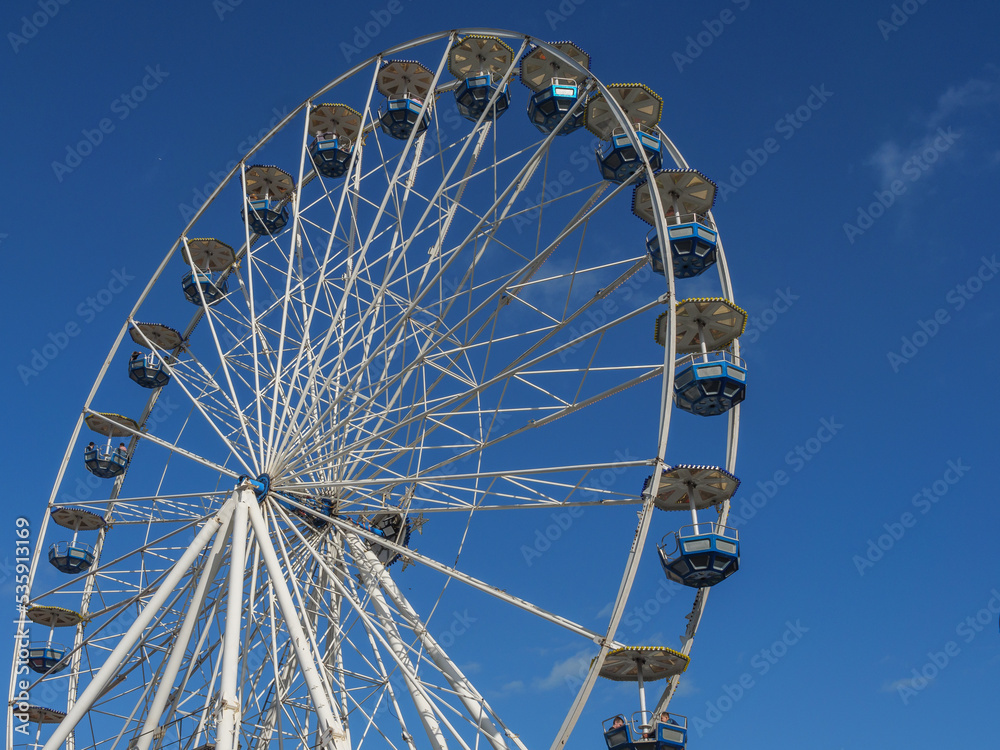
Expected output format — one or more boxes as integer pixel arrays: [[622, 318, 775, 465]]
[[865, 67, 1000, 188], [673, 675, 697, 697], [865, 140, 907, 186], [534, 649, 593, 691], [500, 680, 524, 693], [926, 67, 1000, 128]]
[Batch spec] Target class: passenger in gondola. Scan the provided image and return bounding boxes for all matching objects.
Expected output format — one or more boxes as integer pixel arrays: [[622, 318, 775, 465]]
[[612, 716, 625, 729], [86, 441, 96, 455], [130, 351, 141, 362], [117, 442, 127, 457], [659, 712, 677, 726]]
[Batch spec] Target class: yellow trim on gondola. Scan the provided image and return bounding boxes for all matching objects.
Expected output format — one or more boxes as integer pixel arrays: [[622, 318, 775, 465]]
[[595, 645, 690, 681], [448, 35, 516, 79], [655, 298, 748, 349], [452, 34, 515, 56], [594, 82, 664, 108], [26, 705, 67, 724], [584, 83, 664, 139], [27, 605, 87, 627], [606, 645, 686, 659], [243, 165, 295, 199], [312, 103, 362, 118], [130, 322, 183, 350], [85, 412, 140, 437], [518, 41, 591, 91], [51, 506, 107, 531], [186, 237, 235, 251], [678, 297, 748, 335]]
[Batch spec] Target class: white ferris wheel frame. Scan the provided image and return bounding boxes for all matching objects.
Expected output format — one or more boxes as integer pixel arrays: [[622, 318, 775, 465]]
[[9, 28, 743, 750]]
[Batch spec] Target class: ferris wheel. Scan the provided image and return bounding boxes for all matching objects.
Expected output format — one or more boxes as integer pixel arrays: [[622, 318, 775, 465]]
[[9, 29, 750, 750]]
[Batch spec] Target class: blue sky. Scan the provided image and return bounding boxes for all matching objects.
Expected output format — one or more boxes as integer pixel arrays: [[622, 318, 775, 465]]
[[3, 1, 999, 749]]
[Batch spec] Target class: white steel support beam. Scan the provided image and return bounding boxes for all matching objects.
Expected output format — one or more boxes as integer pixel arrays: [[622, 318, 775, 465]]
[[40, 495, 236, 750], [249, 621, 299, 750], [343, 569, 419, 750], [548, 79, 681, 750], [135, 509, 233, 750], [350, 535, 448, 750], [216, 491, 251, 750], [356, 541, 522, 750], [245, 499, 349, 750]]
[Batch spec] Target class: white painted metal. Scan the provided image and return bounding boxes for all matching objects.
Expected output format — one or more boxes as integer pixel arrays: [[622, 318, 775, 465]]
[[350, 534, 448, 750], [353, 536, 518, 750], [40, 497, 235, 750], [13, 29, 743, 750], [133, 511, 232, 750], [341, 565, 419, 750], [245, 499, 348, 750], [216, 492, 249, 750], [651, 133, 742, 717]]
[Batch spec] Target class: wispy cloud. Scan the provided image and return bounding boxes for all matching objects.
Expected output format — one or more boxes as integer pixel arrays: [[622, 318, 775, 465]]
[[674, 675, 697, 697], [500, 680, 524, 693], [460, 661, 482, 675], [534, 649, 592, 691], [925, 67, 1000, 128], [866, 67, 1000, 187]]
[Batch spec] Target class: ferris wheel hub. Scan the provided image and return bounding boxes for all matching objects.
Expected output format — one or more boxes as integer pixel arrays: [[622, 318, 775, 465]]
[[238, 473, 271, 499]]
